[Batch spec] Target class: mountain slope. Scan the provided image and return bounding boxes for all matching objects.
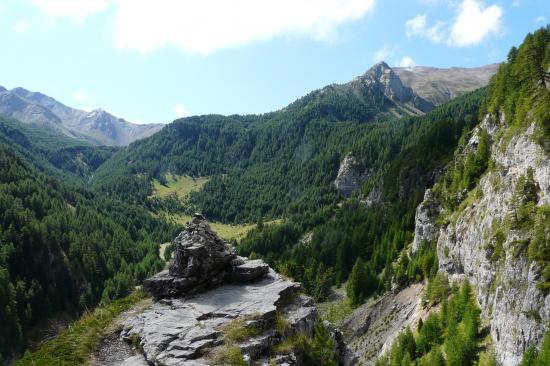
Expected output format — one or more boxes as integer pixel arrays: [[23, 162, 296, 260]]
[[0, 86, 163, 146], [0, 141, 181, 361], [0, 114, 118, 182], [394, 63, 499, 106], [92, 62, 441, 221], [339, 26, 549, 366]]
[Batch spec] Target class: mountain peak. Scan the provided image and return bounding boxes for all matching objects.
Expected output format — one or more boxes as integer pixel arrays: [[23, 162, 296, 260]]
[[357, 61, 433, 113], [371, 60, 391, 70]]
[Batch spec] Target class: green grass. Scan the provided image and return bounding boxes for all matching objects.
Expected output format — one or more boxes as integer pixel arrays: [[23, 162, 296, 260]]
[[14, 291, 148, 366], [164, 213, 280, 241], [151, 174, 209, 199], [210, 345, 247, 366], [317, 287, 354, 327], [209, 315, 262, 366], [222, 315, 262, 344]]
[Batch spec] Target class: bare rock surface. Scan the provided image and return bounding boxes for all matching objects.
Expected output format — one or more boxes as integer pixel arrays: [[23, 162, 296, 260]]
[[123, 270, 304, 365], [341, 283, 429, 365], [411, 189, 439, 254], [334, 153, 368, 198], [394, 64, 499, 106]]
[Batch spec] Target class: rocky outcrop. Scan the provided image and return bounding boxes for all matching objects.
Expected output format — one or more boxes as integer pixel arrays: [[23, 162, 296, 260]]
[[411, 115, 549, 366], [359, 62, 434, 113], [334, 153, 367, 197], [411, 189, 439, 254], [121, 214, 357, 365], [124, 270, 306, 365]]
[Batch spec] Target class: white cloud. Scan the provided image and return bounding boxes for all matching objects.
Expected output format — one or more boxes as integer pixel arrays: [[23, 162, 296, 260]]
[[535, 16, 547, 24], [449, 0, 502, 47], [405, 14, 445, 43], [13, 20, 30, 33], [405, 0, 502, 47], [73, 90, 88, 101], [373, 45, 393, 62], [174, 104, 189, 118], [27, 0, 376, 54], [113, 0, 376, 55], [29, 0, 108, 20], [397, 56, 416, 68]]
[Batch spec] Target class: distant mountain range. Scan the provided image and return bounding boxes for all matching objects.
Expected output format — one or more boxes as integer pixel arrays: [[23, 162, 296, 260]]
[[394, 63, 500, 105], [0, 63, 497, 147], [0, 86, 163, 146]]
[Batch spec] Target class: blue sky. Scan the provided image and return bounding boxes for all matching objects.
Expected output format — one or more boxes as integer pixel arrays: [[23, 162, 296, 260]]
[[0, 0, 548, 124]]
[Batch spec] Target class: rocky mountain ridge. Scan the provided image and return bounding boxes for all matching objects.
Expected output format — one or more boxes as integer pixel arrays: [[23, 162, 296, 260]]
[[354, 61, 435, 114], [0, 86, 163, 146]]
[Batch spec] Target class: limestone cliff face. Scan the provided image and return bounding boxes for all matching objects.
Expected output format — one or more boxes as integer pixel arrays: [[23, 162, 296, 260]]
[[412, 114, 550, 366], [334, 153, 367, 198], [411, 189, 439, 254]]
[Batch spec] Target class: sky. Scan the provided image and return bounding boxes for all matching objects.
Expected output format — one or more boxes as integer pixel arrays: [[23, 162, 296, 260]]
[[0, 0, 548, 124]]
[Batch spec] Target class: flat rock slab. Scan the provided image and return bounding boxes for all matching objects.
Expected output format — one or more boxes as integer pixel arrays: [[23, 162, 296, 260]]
[[122, 270, 301, 365]]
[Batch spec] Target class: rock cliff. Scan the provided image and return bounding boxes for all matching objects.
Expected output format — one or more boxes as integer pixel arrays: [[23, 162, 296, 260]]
[[113, 214, 357, 365], [334, 153, 368, 198], [412, 114, 549, 365]]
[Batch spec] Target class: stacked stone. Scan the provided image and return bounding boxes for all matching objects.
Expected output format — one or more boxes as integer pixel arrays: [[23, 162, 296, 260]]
[[144, 213, 269, 299]]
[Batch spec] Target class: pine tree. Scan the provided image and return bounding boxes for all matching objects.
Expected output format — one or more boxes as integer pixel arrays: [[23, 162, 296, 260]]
[[347, 258, 367, 306], [302, 323, 337, 366]]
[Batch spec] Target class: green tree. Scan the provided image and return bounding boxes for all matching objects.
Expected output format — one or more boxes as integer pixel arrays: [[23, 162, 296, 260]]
[[417, 314, 443, 356], [301, 323, 337, 366], [346, 258, 378, 306]]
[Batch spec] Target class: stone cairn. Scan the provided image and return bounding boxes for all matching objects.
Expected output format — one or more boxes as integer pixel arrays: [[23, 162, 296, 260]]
[[144, 213, 269, 299]]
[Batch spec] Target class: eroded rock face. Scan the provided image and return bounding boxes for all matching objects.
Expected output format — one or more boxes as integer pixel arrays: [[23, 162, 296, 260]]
[[335, 153, 367, 198], [412, 116, 549, 366], [360, 62, 434, 113], [144, 214, 268, 298], [411, 189, 439, 254], [342, 283, 427, 365]]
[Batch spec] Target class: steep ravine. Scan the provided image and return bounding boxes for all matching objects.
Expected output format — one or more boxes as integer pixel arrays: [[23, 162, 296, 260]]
[[413, 114, 549, 365]]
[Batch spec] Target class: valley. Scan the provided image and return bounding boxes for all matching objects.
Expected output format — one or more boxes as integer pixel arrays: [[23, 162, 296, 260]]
[[0, 20, 548, 366]]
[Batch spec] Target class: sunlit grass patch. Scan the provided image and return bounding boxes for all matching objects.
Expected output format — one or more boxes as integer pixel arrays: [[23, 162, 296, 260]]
[[151, 174, 209, 199]]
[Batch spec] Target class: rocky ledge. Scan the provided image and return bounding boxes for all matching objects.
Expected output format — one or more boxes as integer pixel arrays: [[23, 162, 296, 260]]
[[116, 214, 356, 365]]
